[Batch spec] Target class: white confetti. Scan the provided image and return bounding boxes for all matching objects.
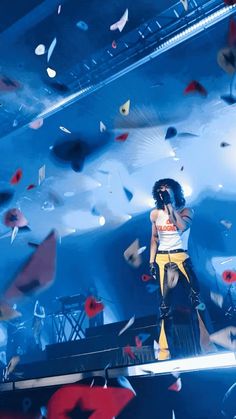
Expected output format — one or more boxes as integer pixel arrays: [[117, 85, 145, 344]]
[[57, 4, 62, 14], [38, 164, 46, 186], [11, 226, 19, 244], [100, 121, 106, 132], [110, 9, 128, 32], [137, 246, 147, 255], [47, 37, 57, 63], [59, 126, 71, 134], [35, 44, 46, 55], [118, 315, 135, 336], [46, 67, 57, 78]]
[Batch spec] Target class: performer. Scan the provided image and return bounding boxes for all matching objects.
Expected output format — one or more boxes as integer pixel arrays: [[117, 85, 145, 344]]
[[32, 300, 45, 350], [149, 178, 210, 360]]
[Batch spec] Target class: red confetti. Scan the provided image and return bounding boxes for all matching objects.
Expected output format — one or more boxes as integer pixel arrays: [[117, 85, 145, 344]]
[[115, 133, 129, 142], [229, 18, 236, 46], [112, 40, 117, 48], [85, 296, 104, 318], [47, 384, 135, 419], [27, 184, 36, 190], [10, 169, 22, 185], [184, 80, 207, 96], [4, 208, 28, 228], [222, 270, 236, 284], [135, 336, 142, 348], [124, 344, 136, 360], [168, 378, 182, 392], [224, 0, 236, 4], [141, 273, 152, 282]]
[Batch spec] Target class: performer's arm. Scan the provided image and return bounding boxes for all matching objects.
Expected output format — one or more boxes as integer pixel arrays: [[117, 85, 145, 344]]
[[167, 205, 194, 231], [149, 210, 159, 263]]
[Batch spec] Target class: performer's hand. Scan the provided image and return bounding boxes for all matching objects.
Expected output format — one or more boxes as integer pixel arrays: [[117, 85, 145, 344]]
[[150, 262, 157, 280], [159, 190, 171, 205]]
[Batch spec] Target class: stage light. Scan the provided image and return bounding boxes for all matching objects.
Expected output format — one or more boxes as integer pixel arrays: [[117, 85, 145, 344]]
[[182, 184, 192, 197], [99, 216, 106, 226], [37, 4, 236, 122], [108, 352, 236, 378]]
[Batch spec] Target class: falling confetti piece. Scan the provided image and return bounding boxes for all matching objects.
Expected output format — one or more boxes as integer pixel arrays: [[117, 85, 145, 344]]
[[115, 133, 129, 142], [119, 99, 130, 115], [180, 0, 188, 11], [165, 126, 177, 140], [4, 208, 28, 228], [85, 296, 104, 318], [123, 239, 142, 268], [210, 292, 224, 308], [221, 95, 236, 105], [220, 219, 232, 229], [57, 4, 62, 14], [76, 20, 88, 31], [35, 44, 46, 55], [100, 121, 106, 132], [220, 141, 231, 147], [210, 326, 236, 350], [222, 270, 236, 283], [112, 40, 117, 48], [47, 67, 57, 78], [141, 274, 152, 282], [184, 80, 207, 96], [38, 164, 46, 186], [91, 206, 100, 216], [220, 258, 233, 265], [137, 246, 146, 255], [0, 190, 14, 206], [217, 47, 236, 74], [10, 168, 23, 185], [11, 226, 19, 244], [180, 166, 184, 171], [110, 9, 128, 32], [27, 184, 36, 190], [124, 345, 136, 360], [29, 118, 44, 130], [224, 0, 236, 4], [123, 186, 133, 201], [13, 119, 18, 127], [47, 37, 57, 63], [146, 283, 158, 293], [118, 315, 135, 336], [59, 126, 71, 134], [0, 301, 21, 321], [168, 378, 182, 392], [137, 333, 150, 344], [4, 230, 57, 300]]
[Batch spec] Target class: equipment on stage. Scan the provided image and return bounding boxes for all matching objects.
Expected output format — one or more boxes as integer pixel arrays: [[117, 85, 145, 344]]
[[50, 294, 87, 343], [56, 293, 86, 313]]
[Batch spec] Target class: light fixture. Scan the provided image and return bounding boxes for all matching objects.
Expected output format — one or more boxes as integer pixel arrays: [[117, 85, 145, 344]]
[[99, 216, 106, 226], [37, 4, 236, 121], [108, 352, 236, 378]]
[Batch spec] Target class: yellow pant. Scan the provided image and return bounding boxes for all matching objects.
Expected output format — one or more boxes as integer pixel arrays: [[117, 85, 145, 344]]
[[155, 252, 211, 360]]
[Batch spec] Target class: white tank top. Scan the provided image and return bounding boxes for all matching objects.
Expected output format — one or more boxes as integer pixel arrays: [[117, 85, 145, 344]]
[[155, 210, 190, 251]]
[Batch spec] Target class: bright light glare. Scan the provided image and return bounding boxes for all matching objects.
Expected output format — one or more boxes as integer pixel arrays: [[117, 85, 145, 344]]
[[182, 184, 192, 197], [122, 352, 236, 377], [99, 216, 106, 226], [148, 198, 155, 208]]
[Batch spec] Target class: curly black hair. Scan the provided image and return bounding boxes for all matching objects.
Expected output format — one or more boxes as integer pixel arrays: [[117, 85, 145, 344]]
[[152, 178, 186, 210]]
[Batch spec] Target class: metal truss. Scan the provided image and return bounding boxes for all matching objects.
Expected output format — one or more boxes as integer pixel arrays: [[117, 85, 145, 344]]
[[39, 0, 236, 118]]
